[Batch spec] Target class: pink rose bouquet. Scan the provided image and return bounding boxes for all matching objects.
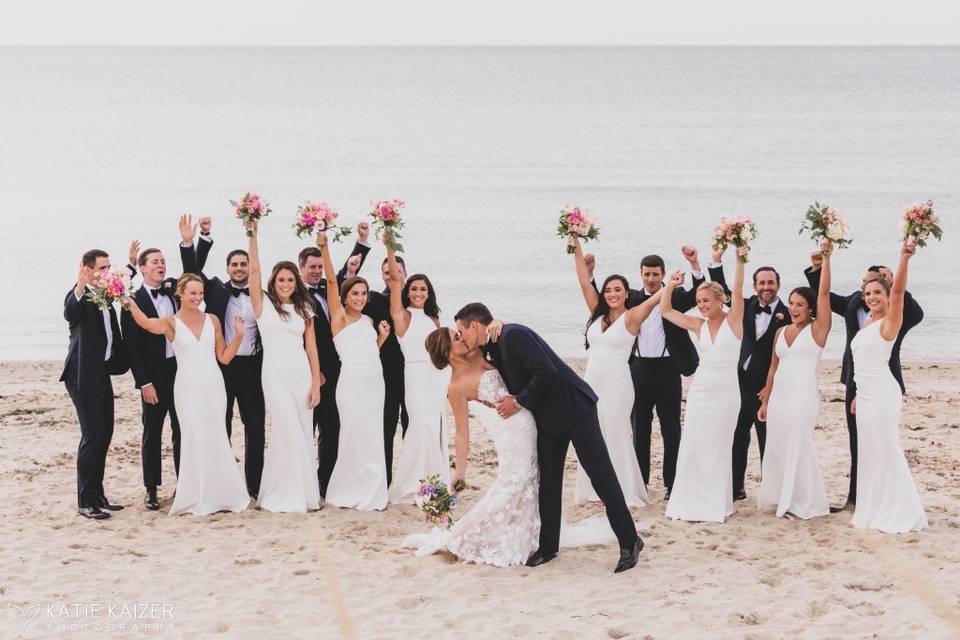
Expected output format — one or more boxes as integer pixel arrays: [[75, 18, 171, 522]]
[[230, 192, 271, 237], [293, 200, 352, 242], [369, 198, 405, 251], [86, 270, 131, 310], [556, 206, 600, 254], [800, 202, 853, 253], [900, 200, 942, 247], [713, 216, 758, 263], [414, 474, 466, 530]]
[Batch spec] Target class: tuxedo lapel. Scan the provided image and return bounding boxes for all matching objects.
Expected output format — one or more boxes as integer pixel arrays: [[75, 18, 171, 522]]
[[137, 286, 159, 318]]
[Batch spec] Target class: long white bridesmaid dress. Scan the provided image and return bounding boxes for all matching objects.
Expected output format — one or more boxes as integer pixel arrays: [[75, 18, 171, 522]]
[[388, 308, 450, 504], [169, 315, 250, 516], [256, 302, 321, 513], [850, 321, 927, 533], [325, 316, 388, 511], [665, 320, 741, 523], [758, 325, 829, 519], [574, 314, 649, 507]]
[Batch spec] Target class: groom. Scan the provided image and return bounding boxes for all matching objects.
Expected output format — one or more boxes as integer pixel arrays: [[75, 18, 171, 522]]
[[454, 303, 642, 573]]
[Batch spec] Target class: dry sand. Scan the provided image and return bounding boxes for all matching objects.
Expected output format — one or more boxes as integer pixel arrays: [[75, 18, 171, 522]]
[[1, 359, 959, 639]]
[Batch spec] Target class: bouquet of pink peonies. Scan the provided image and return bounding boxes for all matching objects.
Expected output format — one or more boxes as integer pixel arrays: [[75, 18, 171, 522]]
[[414, 474, 466, 530], [556, 206, 599, 254], [713, 216, 758, 263], [800, 202, 853, 253], [900, 200, 942, 247], [86, 270, 131, 310], [369, 198, 405, 251], [230, 192, 271, 237], [293, 200, 352, 242]]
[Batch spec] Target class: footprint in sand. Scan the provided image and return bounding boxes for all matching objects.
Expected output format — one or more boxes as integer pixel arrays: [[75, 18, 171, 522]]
[[845, 581, 893, 592], [292, 569, 310, 576], [234, 558, 262, 566], [606, 627, 630, 639], [396, 596, 432, 610], [728, 611, 766, 626]]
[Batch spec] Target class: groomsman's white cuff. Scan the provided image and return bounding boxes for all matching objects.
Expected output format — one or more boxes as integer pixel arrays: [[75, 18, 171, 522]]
[[140, 383, 154, 390], [199, 235, 213, 243], [358, 239, 371, 248], [707, 262, 722, 269], [691, 270, 704, 279]]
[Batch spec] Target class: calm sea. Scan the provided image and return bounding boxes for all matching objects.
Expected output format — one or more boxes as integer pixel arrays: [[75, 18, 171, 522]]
[[1, 46, 956, 361]]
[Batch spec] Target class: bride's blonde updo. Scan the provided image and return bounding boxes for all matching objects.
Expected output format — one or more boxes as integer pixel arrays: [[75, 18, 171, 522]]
[[425, 327, 452, 370], [175, 273, 204, 299], [696, 281, 730, 304], [861, 276, 891, 296]]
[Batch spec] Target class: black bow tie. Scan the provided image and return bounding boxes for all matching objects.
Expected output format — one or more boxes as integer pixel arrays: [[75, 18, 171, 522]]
[[755, 305, 772, 316], [309, 285, 326, 297], [230, 286, 249, 297], [151, 288, 172, 299]]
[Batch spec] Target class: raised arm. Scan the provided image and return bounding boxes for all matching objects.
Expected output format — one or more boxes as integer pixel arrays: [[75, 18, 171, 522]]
[[659, 270, 703, 333], [316, 232, 345, 322], [213, 315, 244, 365], [124, 298, 175, 342], [757, 326, 784, 422], [385, 238, 411, 336], [811, 240, 833, 347], [624, 287, 663, 335], [805, 251, 847, 316], [881, 239, 916, 341], [726, 248, 746, 339], [571, 237, 600, 314], [246, 221, 265, 318], [448, 383, 471, 493]]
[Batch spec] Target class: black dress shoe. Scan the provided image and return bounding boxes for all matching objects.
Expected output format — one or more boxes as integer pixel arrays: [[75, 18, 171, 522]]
[[525, 550, 557, 567], [98, 497, 124, 511], [733, 489, 748, 502], [663, 488, 672, 501], [144, 489, 160, 511], [614, 538, 643, 574], [78, 506, 110, 520], [829, 501, 854, 514]]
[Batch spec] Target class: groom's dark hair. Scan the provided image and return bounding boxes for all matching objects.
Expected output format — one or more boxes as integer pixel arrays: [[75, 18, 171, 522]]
[[81, 249, 109, 268], [454, 303, 492, 326]]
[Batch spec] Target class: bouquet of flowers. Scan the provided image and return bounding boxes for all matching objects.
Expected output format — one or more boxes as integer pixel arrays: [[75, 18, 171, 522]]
[[293, 200, 352, 242], [230, 192, 271, 237], [556, 206, 599, 254], [713, 216, 758, 263], [369, 198, 405, 251], [86, 270, 131, 310], [414, 474, 466, 530], [900, 200, 942, 247], [799, 202, 853, 253]]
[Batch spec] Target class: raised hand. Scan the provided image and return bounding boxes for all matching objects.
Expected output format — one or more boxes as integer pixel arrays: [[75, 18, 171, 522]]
[[902, 238, 917, 260], [128, 239, 140, 266], [819, 239, 834, 258], [199, 216, 212, 235], [736, 245, 750, 260], [377, 320, 391, 340], [681, 245, 698, 263], [711, 244, 726, 263], [356, 221, 370, 244], [667, 269, 685, 288], [179, 214, 198, 244], [345, 254, 362, 278], [245, 219, 258, 237], [75, 263, 91, 295], [315, 230, 328, 249], [810, 250, 824, 270], [583, 253, 596, 278]]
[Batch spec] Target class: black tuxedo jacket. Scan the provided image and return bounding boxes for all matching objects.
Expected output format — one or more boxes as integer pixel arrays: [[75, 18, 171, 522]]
[[120, 242, 209, 389], [60, 287, 128, 392], [709, 265, 792, 392], [804, 266, 923, 393], [311, 241, 371, 379], [487, 323, 598, 436]]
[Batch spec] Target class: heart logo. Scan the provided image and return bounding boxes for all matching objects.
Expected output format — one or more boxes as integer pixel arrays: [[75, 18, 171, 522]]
[[8, 603, 41, 630]]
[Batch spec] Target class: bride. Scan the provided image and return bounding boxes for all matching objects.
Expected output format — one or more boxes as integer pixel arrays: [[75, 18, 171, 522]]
[[402, 326, 540, 567]]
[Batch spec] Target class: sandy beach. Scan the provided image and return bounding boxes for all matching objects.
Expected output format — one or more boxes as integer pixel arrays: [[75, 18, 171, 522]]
[[2, 358, 959, 639]]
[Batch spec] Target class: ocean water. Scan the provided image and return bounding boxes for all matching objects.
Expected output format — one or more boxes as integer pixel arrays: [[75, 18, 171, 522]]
[[1, 46, 956, 361]]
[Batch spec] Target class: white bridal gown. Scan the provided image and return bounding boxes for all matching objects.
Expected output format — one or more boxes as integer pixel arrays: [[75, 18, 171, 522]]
[[388, 308, 451, 504], [574, 314, 649, 508], [758, 325, 830, 519], [169, 315, 249, 516], [325, 316, 388, 511], [850, 321, 927, 533], [402, 369, 540, 567], [256, 302, 321, 513], [665, 319, 741, 523]]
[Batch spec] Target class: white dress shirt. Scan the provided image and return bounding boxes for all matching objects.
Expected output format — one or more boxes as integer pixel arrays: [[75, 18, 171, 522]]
[[634, 270, 703, 358], [78, 288, 113, 361], [225, 285, 259, 355], [313, 289, 330, 321], [857, 304, 870, 329], [742, 299, 781, 370], [145, 285, 176, 358]]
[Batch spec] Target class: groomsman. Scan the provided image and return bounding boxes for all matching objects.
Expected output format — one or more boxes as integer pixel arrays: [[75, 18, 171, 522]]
[[180, 216, 265, 498], [805, 253, 924, 511], [300, 223, 370, 497], [121, 217, 211, 510], [588, 247, 704, 499], [709, 249, 791, 501]]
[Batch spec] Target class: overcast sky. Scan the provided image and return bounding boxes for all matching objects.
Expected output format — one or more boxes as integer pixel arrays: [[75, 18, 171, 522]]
[[3, 0, 959, 46]]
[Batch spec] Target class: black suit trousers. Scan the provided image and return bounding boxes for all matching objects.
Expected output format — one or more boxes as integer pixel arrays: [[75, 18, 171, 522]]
[[66, 379, 115, 507], [315, 371, 341, 497], [141, 357, 181, 489], [223, 353, 265, 496], [383, 366, 409, 486], [732, 369, 766, 494], [844, 381, 858, 503], [631, 357, 683, 490], [537, 410, 638, 554]]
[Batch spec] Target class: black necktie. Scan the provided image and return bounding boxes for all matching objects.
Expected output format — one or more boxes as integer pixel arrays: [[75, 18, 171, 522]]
[[231, 286, 249, 298], [755, 305, 772, 316]]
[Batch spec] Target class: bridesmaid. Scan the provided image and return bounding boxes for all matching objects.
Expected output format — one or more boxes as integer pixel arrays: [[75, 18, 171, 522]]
[[126, 274, 250, 515], [246, 221, 322, 513], [850, 239, 926, 533], [384, 237, 450, 504], [570, 237, 660, 507], [662, 247, 746, 523], [318, 231, 392, 511], [756, 240, 833, 519]]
